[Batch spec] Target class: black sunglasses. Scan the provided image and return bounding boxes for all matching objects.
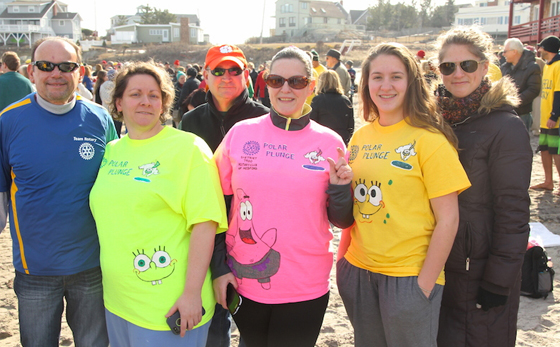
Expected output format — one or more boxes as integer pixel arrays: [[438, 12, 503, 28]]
[[438, 60, 485, 76], [33, 61, 80, 73], [208, 67, 244, 77], [265, 75, 309, 89]]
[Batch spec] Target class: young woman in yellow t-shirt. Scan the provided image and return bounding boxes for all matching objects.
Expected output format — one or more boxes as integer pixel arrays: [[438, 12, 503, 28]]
[[336, 43, 470, 347]]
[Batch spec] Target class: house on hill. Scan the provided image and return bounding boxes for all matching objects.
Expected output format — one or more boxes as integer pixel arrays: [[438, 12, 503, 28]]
[[108, 7, 204, 45], [0, 0, 81, 47], [273, 0, 366, 40]]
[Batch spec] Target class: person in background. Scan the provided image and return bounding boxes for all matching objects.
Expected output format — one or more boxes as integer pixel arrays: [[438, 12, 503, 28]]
[[100, 68, 122, 137], [254, 62, 270, 107], [83, 65, 94, 93], [531, 36, 560, 193], [248, 62, 258, 87], [172, 71, 187, 126], [178, 68, 201, 117], [180, 44, 269, 347], [184, 88, 207, 112], [309, 70, 354, 145], [345, 60, 356, 101], [0, 51, 34, 111], [435, 26, 532, 347], [93, 63, 103, 77], [90, 61, 227, 347], [310, 50, 326, 76], [94, 70, 108, 106], [337, 42, 470, 347], [214, 46, 353, 347], [0, 36, 116, 347], [325, 49, 351, 97]]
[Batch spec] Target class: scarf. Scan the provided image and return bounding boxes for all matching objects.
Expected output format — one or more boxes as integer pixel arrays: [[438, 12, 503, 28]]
[[438, 78, 491, 124]]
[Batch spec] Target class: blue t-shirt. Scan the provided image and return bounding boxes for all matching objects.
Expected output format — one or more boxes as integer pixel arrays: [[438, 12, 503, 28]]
[[0, 93, 117, 275]]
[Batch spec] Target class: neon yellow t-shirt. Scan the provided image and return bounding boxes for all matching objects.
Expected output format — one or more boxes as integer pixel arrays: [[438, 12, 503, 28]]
[[345, 119, 470, 285], [540, 60, 560, 129], [90, 126, 228, 330], [306, 68, 319, 106]]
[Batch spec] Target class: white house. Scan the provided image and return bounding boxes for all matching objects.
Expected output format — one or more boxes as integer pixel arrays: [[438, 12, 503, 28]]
[[454, 0, 532, 38], [0, 0, 81, 47]]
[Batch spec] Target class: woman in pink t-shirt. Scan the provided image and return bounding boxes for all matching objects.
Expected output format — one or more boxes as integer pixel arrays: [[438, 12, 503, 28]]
[[213, 46, 353, 347]]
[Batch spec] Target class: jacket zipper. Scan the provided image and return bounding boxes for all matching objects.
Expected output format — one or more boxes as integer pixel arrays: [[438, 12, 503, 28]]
[[465, 222, 472, 271], [220, 119, 226, 137]]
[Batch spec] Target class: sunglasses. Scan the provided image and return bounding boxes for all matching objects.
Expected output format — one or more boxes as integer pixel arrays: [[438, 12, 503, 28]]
[[438, 60, 485, 76], [33, 61, 80, 73], [265, 75, 309, 89], [209, 67, 244, 77]]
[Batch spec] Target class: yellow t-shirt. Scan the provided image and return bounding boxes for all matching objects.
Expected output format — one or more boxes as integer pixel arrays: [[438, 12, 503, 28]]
[[345, 119, 470, 285], [90, 126, 228, 330], [540, 60, 560, 128]]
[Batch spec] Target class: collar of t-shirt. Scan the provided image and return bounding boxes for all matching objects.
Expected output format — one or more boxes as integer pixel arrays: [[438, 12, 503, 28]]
[[270, 104, 311, 131], [35, 92, 76, 115]]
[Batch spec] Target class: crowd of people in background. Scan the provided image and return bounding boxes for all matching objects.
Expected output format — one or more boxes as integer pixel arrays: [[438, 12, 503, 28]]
[[0, 24, 556, 347]]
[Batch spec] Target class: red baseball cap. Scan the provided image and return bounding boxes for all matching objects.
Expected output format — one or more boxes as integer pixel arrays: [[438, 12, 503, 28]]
[[204, 44, 247, 70], [174, 59, 180, 66]]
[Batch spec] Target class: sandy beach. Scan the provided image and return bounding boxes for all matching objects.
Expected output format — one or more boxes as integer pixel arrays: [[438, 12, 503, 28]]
[[0, 133, 559, 346]]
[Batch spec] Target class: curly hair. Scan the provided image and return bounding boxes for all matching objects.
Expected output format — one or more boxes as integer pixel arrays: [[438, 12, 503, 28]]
[[109, 61, 175, 123], [435, 26, 496, 65], [359, 42, 458, 148]]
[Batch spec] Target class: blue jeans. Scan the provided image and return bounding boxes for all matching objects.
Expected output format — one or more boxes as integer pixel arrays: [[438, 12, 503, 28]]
[[14, 267, 108, 347], [105, 309, 210, 347]]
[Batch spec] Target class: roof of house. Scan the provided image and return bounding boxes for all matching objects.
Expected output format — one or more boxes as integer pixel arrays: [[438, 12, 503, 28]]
[[308, 1, 346, 19], [349, 9, 368, 24], [0, 0, 52, 19], [52, 11, 78, 19]]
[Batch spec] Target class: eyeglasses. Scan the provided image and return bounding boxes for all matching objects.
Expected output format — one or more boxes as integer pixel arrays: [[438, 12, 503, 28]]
[[208, 67, 244, 77], [438, 60, 486, 76], [33, 61, 80, 73], [265, 75, 309, 89]]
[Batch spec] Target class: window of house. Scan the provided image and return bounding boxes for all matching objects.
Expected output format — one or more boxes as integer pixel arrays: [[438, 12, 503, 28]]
[[60, 21, 65, 26], [338, 18, 341, 24], [301, 2, 307, 9], [12, 6, 19, 12], [289, 4, 293, 12], [321, 8, 326, 13], [458, 18, 463, 25], [480, 17, 487, 25], [149, 29, 163, 35], [190, 28, 196, 38], [505, 1, 510, 5], [323, 17, 328, 23], [174, 28, 180, 37], [289, 17, 296, 26], [279, 18, 286, 27], [464, 18, 474, 25], [514, 15, 520, 24], [479, 2, 486, 7], [304, 17, 311, 24], [311, 7, 316, 13], [28, 6, 35, 12]]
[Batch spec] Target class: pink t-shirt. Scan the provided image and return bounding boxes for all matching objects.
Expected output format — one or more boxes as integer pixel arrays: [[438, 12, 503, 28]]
[[214, 114, 345, 304]]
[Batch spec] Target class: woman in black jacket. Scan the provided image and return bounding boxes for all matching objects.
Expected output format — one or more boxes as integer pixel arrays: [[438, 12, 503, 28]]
[[309, 70, 354, 145], [435, 26, 532, 347]]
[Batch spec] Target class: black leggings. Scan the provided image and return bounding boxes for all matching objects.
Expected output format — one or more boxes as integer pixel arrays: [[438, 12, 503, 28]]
[[233, 292, 329, 347]]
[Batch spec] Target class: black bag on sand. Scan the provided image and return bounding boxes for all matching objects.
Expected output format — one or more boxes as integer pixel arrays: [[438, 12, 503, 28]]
[[521, 246, 555, 299]]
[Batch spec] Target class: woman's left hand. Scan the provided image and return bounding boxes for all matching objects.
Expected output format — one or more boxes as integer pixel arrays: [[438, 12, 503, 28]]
[[328, 147, 353, 185], [165, 292, 203, 337]]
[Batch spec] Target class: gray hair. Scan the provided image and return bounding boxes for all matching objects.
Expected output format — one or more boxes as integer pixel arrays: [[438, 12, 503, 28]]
[[270, 46, 314, 79], [504, 38, 524, 54]]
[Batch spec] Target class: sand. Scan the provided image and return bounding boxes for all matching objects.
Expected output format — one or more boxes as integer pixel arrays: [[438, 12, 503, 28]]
[[1, 129, 560, 347]]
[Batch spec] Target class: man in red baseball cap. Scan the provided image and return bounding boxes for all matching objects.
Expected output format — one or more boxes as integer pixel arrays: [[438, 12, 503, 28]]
[[180, 44, 268, 347]]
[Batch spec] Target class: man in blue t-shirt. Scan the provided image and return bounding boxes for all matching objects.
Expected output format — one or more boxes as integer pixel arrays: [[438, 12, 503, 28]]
[[0, 37, 116, 347]]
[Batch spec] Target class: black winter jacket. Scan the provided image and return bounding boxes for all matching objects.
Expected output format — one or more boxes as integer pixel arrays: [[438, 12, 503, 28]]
[[438, 78, 532, 347], [180, 89, 269, 152], [309, 90, 354, 145], [500, 49, 541, 115]]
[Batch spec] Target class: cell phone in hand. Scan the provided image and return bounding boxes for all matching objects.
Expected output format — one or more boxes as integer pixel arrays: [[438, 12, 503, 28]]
[[226, 283, 242, 315], [166, 306, 206, 335]]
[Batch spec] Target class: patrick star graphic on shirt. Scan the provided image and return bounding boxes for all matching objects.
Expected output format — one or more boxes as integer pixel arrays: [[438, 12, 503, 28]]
[[227, 188, 281, 290]]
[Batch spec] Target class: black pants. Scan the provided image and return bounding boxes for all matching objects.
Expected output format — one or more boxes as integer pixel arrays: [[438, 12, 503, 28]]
[[233, 292, 329, 347]]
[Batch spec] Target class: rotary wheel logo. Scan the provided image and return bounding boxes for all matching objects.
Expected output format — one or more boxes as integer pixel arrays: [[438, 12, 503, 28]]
[[79, 142, 95, 160], [243, 141, 260, 155], [349, 145, 359, 161]]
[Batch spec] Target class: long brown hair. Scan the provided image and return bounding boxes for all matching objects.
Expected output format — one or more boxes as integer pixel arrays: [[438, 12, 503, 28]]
[[359, 43, 458, 148], [93, 70, 107, 98]]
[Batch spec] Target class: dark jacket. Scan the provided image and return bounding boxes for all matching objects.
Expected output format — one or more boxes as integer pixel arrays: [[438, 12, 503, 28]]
[[309, 90, 354, 145], [177, 76, 200, 115], [500, 49, 541, 115], [438, 78, 532, 347], [180, 88, 269, 152]]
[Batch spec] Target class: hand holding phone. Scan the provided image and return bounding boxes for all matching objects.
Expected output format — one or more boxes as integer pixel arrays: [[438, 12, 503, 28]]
[[226, 283, 242, 315], [167, 307, 206, 335]]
